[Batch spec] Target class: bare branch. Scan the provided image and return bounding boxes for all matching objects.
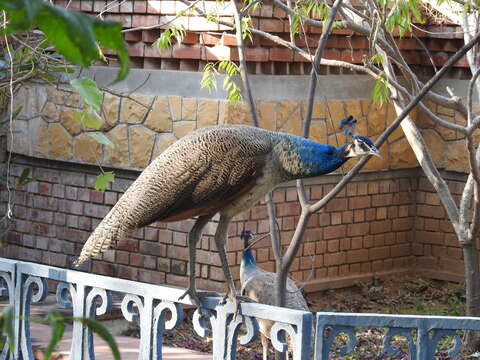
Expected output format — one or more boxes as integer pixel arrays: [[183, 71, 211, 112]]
[[310, 29, 480, 214], [231, 0, 259, 126]]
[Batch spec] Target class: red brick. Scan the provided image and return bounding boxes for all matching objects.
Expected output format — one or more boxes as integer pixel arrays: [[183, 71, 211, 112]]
[[369, 246, 390, 260], [259, 18, 284, 32], [92, 261, 116, 276], [127, 42, 144, 57], [327, 240, 339, 252], [133, 1, 147, 13], [117, 239, 139, 252], [371, 194, 392, 207], [269, 48, 294, 62], [118, 265, 138, 280], [203, 45, 231, 61], [117, 251, 130, 265], [349, 196, 371, 209], [172, 44, 201, 59], [324, 225, 346, 240], [391, 243, 411, 257], [132, 15, 159, 27], [347, 223, 369, 237], [326, 198, 347, 212], [370, 220, 391, 234], [347, 249, 368, 263], [245, 47, 269, 62], [139, 269, 164, 284], [324, 252, 346, 266]]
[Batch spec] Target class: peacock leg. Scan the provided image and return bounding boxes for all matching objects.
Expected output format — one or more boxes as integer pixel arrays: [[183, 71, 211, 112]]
[[261, 334, 269, 360], [214, 215, 251, 314], [178, 215, 217, 307]]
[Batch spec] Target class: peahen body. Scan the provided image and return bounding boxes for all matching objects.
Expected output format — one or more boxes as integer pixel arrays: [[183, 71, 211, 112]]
[[74, 122, 380, 310], [240, 230, 309, 360]]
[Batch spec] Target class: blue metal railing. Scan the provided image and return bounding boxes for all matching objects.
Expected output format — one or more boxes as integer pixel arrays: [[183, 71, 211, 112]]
[[0, 258, 479, 359]]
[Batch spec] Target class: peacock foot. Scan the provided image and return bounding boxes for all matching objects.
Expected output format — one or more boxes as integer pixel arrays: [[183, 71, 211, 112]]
[[178, 287, 219, 310], [219, 293, 253, 317]]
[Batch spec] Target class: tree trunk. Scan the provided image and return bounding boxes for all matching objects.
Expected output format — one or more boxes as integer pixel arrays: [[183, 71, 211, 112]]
[[463, 239, 480, 350]]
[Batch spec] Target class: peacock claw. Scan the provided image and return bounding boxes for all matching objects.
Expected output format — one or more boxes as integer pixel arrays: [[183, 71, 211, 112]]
[[219, 293, 253, 318], [178, 288, 219, 311]]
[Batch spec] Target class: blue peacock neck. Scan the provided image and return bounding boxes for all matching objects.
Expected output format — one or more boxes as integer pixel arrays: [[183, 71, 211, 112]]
[[278, 135, 348, 179], [241, 248, 256, 269]]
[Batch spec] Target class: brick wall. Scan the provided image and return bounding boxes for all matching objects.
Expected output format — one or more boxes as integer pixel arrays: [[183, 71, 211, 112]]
[[52, 0, 470, 76], [5, 155, 468, 293]]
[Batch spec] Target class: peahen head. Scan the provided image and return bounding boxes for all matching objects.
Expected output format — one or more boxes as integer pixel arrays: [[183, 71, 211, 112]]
[[343, 136, 381, 158], [241, 230, 255, 250]]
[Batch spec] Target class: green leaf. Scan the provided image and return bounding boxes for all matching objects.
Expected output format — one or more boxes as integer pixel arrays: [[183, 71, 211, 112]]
[[87, 131, 114, 147], [2, 306, 14, 353], [0, 0, 129, 81], [94, 171, 115, 192], [74, 317, 120, 360], [50, 66, 76, 74], [18, 167, 37, 186], [74, 107, 103, 130], [70, 77, 103, 111], [373, 72, 390, 106], [44, 310, 65, 360], [200, 62, 217, 92]]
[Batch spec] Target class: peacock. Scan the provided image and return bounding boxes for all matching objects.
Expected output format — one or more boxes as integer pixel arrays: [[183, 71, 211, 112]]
[[240, 230, 309, 360], [74, 117, 380, 311]]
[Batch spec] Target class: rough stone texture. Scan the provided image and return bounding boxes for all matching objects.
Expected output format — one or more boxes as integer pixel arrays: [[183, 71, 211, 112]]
[[444, 140, 469, 172], [197, 100, 219, 128], [152, 133, 177, 159], [257, 101, 276, 130], [8, 86, 473, 174], [120, 94, 153, 124], [389, 137, 418, 169], [59, 106, 82, 135], [309, 120, 327, 144], [74, 133, 103, 163], [104, 125, 129, 166], [169, 96, 182, 121], [222, 103, 253, 125], [423, 129, 444, 168], [48, 123, 72, 159], [144, 97, 172, 132], [173, 121, 196, 138], [9, 120, 29, 154], [31, 117, 49, 157], [182, 98, 197, 121], [102, 93, 120, 129], [129, 125, 156, 168], [41, 102, 59, 123]]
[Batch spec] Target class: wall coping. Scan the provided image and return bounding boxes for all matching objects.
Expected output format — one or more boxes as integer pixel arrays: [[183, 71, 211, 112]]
[[67, 66, 476, 102], [11, 153, 468, 187]]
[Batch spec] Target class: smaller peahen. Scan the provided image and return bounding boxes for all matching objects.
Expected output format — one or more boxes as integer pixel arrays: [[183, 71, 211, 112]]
[[240, 230, 309, 360]]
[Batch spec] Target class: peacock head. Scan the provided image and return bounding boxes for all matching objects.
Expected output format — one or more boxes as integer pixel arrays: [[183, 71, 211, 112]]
[[241, 230, 255, 250], [344, 136, 381, 158]]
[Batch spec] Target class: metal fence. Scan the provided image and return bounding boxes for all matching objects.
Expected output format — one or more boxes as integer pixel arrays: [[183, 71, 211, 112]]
[[1, 258, 480, 359]]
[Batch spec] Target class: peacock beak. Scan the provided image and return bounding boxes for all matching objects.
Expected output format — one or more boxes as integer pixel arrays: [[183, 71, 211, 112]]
[[369, 146, 381, 157]]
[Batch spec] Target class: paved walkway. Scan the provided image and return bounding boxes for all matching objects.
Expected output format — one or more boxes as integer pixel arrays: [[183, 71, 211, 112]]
[[2, 297, 212, 360], [30, 321, 211, 360]]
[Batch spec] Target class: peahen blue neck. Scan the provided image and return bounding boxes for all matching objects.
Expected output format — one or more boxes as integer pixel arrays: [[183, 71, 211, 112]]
[[280, 135, 348, 179], [241, 248, 257, 269]]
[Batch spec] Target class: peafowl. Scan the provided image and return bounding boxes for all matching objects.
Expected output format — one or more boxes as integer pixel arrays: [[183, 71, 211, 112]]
[[74, 118, 380, 311], [240, 230, 309, 360]]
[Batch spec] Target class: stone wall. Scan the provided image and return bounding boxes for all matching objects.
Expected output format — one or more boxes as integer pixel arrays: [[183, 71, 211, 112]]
[[9, 83, 473, 174]]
